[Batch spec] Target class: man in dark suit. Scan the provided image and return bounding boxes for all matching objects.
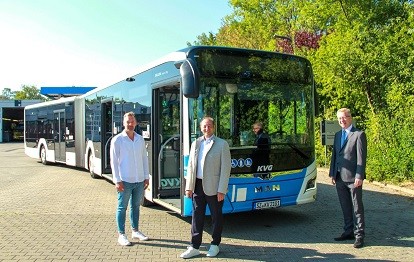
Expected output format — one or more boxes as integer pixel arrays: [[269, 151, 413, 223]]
[[253, 121, 271, 150], [252, 121, 271, 177], [180, 116, 231, 259], [329, 108, 367, 248]]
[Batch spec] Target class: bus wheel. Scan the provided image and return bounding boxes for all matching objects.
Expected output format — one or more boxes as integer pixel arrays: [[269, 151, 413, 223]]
[[40, 146, 48, 165], [88, 153, 99, 179]]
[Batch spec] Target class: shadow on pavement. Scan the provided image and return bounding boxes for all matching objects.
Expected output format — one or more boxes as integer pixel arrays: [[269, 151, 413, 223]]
[[163, 183, 414, 250]]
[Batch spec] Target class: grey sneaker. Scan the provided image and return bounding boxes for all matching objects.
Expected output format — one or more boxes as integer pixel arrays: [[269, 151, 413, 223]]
[[131, 230, 149, 241], [180, 246, 200, 259], [118, 234, 131, 246]]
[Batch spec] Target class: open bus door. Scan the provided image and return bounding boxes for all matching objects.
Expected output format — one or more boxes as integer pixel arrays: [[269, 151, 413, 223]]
[[149, 84, 182, 213]]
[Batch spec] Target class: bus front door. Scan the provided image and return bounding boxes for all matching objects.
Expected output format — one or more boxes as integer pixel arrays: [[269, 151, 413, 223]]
[[53, 110, 66, 162], [153, 85, 181, 209]]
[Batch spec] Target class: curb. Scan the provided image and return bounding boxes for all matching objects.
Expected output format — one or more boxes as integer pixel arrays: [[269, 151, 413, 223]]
[[369, 180, 414, 197], [318, 167, 414, 197]]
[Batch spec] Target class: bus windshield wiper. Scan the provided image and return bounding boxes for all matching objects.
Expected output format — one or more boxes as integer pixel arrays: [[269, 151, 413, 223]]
[[286, 143, 310, 160]]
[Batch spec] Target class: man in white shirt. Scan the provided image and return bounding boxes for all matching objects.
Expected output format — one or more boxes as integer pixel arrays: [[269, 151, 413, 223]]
[[110, 112, 150, 246]]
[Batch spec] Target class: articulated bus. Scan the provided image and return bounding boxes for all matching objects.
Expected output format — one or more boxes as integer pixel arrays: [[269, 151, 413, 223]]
[[25, 46, 317, 216]]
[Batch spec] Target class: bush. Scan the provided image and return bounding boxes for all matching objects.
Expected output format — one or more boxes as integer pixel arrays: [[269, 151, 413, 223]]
[[366, 113, 414, 183]]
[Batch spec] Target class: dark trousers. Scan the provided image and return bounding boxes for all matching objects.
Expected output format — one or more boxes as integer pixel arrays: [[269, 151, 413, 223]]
[[335, 175, 365, 239], [191, 178, 224, 249]]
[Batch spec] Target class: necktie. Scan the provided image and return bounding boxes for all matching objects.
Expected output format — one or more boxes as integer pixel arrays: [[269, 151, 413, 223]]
[[341, 130, 346, 147]]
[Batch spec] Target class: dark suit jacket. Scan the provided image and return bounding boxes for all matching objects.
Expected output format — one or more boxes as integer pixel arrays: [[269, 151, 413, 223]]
[[252, 132, 271, 169], [329, 126, 367, 182]]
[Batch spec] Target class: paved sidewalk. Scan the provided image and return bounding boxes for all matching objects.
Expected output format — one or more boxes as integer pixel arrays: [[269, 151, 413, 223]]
[[0, 143, 413, 261]]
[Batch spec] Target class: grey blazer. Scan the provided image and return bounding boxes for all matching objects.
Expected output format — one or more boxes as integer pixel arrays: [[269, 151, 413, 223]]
[[185, 135, 231, 196], [329, 126, 367, 182]]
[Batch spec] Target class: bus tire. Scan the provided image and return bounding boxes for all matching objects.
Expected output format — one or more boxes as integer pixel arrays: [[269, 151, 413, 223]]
[[88, 153, 99, 179], [40, 146, 48, 165]]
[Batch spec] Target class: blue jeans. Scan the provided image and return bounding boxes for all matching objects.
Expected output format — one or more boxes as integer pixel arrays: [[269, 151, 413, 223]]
[[116, 181, 144, 234]]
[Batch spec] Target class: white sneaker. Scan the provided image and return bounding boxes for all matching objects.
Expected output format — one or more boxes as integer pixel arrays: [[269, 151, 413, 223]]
[[131, 230, 149, 241], [118, 234, 131, 246], [180, 246, 200, 259], [206, 245, 220, 257]]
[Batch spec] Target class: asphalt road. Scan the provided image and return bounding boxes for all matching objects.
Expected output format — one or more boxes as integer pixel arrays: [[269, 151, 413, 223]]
[[0, 143, 413, 261]]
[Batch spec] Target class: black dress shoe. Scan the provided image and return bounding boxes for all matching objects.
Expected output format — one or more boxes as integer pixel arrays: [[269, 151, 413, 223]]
[[354, 238, 364, 248], [334, 234, 355, 241]]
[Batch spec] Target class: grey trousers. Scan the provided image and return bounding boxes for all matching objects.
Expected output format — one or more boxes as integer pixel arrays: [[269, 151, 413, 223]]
[[336, 176, 365, 239]]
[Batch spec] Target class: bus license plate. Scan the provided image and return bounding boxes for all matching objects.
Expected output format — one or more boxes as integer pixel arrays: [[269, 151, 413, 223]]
[[254, 200, 281, 210]]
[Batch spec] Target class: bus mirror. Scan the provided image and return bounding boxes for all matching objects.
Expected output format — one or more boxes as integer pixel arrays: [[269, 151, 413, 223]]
[[180, 59, 200, 98]]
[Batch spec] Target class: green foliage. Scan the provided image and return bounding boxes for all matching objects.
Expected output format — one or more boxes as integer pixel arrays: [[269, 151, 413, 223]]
[[14, 85, 44, 100], [194, 0, 414, 183], [1, 85, 46, 100], [193, 32, 217, 46], [307, 0, 414, 181], [366, 109, 414, 183], [0, 88, 15, 100]]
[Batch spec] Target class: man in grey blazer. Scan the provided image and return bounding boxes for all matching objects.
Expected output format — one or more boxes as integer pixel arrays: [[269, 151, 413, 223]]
[[180, 117, 231, 259], [329, 108, 367, 248]]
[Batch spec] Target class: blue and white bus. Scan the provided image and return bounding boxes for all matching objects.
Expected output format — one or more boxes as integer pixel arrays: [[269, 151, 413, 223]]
[[25, 46, 317, 216]]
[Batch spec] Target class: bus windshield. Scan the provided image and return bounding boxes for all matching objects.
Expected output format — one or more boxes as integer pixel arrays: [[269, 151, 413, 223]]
[[188, 48, 315, 175]]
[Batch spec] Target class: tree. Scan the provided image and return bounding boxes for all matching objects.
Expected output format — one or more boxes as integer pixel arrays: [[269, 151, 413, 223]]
[[195, 0, 323, 56], [0, 88, 15, 100], [304, 0, 414, 181], [14, 85, 44, 100], [193, 32, 217, 46], [193, 0, 414, 183]]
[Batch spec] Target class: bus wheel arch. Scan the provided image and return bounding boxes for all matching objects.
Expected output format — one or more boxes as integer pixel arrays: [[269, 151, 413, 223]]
[[88, 151, 99, 179], [40, 145, 48, 165]]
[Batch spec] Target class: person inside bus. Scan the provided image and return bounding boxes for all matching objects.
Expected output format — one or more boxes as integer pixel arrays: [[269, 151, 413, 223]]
[[252, 121, 271, 177], [180, 116, 231, 259], [329, 108, 367, 248], [110, 111, 150, 246]]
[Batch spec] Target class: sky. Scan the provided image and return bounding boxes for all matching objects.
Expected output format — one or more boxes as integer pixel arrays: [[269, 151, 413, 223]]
[[0, 0, 233, 92]]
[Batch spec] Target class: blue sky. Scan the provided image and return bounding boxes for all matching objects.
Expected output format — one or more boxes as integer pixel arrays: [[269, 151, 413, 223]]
[[0, 0, 233, 91]]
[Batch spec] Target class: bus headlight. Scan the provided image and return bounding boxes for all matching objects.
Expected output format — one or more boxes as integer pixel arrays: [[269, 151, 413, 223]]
[[305, 176, 316, 191]]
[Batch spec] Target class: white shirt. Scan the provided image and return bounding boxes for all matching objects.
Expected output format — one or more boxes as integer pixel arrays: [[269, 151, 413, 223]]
[[196, 135, 214, 179], [110, 130, 149, 184], [343, 124, 353, 137]]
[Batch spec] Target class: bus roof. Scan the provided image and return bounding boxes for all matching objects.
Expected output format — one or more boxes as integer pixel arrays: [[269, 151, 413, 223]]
[[80, 46, 310, 99], [24, 96, 77, 110], [80, 50, 188, 98]]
